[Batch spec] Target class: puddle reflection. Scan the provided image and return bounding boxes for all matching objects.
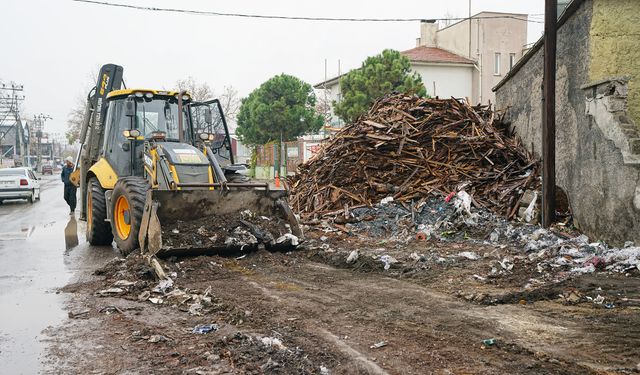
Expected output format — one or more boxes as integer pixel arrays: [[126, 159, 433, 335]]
[[64, 216, 79, 251]]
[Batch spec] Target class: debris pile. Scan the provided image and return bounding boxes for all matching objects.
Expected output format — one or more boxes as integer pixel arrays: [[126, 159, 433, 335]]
[[162, 209, 298, 251], [290, 94, 538, 219]]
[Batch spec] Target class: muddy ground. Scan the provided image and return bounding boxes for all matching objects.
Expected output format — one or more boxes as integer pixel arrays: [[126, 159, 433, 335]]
[[45, 218, 640, 374]]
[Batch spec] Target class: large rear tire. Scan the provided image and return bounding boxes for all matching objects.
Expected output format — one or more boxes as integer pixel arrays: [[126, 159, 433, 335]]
[[111, 177, 149, 255], [87, 177, 114, 246]]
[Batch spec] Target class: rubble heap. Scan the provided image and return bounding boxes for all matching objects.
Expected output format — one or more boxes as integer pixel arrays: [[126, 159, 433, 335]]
[[290, 94, 538, 218]]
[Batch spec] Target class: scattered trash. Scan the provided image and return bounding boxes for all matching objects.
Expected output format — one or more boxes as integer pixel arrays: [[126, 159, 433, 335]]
[[584, 256, 606, 270], [593, 295, 605, 304], [152, 278, 173, 294], [276, 233, 299, 246], [482, 338, 497, 347], [148, 334, 169, 343], [379, 255, 398, 270], [261, 336, 286, 350], [94, 288, 125, 297], [113, 280, 136, 287], [523, 192, 538, 223], [236, 254, 247, 260], [192, 324, 219, 334], [68, 309, 90, 319], [457, 251, 480, 260], [99, 306, 123, 315], [346, 250, 359, 264], [149, 297, 163, 304], [320, 365, 330, 375], [370, 341, 388, 349], [137, 291, 151, 302], [380, 196, 394, 205]]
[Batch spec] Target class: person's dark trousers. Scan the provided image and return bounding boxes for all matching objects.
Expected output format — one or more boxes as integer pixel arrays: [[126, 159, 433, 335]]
[[64, 184, 77, 212]]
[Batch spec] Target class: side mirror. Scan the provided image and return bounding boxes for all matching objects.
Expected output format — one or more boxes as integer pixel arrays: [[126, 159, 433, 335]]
[[125, 97, 135, 117], [203, 108, 212, 125]]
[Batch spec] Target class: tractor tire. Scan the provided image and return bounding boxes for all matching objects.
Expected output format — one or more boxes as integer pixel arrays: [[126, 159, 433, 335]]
[[87, 177, 114, 246], [111, 177, 149, 256]]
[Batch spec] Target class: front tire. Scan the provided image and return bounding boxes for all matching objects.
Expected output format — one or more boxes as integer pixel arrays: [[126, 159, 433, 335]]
[[87, 177, 114, 246], [110, 177, 149, 255]]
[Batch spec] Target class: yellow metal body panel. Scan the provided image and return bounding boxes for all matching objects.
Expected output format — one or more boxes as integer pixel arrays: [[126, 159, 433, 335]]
[[169, 165, 181, 190], [146, 149, 159, 188], [88, 158, 119, 189], [107, 89, 191, 100], [202, 147, 215, 190]]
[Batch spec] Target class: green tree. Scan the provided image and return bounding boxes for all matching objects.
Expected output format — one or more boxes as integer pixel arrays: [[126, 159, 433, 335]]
[[237, 74, 323, 172], [334, 49, 426, 123]]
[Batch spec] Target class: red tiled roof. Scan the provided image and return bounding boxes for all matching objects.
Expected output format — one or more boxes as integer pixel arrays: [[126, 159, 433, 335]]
[[401, 46, 474, 65]]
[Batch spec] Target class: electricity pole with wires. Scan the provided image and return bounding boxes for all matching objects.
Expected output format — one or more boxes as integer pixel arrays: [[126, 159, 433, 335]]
[[542, 0, 557, 227]]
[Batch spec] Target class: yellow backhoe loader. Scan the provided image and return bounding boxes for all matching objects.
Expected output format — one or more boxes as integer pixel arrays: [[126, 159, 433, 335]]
[[71, 64, 302, 258]]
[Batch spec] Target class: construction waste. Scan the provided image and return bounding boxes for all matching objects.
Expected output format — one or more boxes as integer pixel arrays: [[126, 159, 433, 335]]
[[306, 194, 639, 289], [290, 93, 538, 219]]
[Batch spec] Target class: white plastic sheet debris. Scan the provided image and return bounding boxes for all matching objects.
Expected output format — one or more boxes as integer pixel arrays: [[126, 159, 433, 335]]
[[453, 190, 479, 225], [261, 336, 286, 350], [380, 196, 394, 205], [152, 278, 174, 294], [379, 255, 398, 270], [523, 191, 538, 223], [276, 233, 299, 246], [346, 250, 359, 264], [457, 251, 480, 260]]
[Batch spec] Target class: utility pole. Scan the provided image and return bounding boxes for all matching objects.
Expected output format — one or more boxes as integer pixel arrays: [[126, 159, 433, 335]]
[[33, 113, 52, 171], [0, 82, 25, 166], [542, 0, 557, 227], [468, 0, 472, 59]]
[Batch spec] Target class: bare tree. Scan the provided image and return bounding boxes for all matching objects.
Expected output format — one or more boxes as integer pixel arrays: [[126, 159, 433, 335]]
[[65, 96, 86, 144], [218, 86, 240, 121], [440, 11, 457, 27], [314, 88, 333, 124], [175, 77, 214, 102], [174, 78, 240, 121]]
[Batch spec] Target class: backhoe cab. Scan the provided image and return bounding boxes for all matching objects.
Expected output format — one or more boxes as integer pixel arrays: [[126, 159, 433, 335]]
[[74, 64, 301, 258]]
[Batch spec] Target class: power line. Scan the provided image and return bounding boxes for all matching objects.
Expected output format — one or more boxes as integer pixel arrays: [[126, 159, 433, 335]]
[[72, 0, 545, 23]]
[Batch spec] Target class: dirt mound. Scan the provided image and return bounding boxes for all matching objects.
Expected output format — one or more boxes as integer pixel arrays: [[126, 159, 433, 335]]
[[290, 93, 538, 219]]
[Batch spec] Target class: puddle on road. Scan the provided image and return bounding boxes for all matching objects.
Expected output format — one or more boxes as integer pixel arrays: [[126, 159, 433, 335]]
[[0, 226, 35, 241], [0, 193, 96, 375]]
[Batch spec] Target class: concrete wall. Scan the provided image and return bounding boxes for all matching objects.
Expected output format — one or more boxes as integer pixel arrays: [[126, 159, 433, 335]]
[[411, 63, 473, 100], [494, 0, 640, 245], [589, 0, 640, 129]]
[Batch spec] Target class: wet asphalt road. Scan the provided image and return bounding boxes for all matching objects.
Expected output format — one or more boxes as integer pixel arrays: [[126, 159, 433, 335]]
[[0, 174, 118, 374]]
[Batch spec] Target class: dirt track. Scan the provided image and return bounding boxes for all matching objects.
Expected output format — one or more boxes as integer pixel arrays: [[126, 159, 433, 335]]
[[46, 233, 640, 374]]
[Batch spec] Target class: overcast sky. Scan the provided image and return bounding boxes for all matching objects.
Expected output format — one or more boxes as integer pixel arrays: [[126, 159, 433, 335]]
[[1, 0, 544, 137]]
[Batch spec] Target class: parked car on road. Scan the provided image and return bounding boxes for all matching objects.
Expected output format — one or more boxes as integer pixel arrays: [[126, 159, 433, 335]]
[[41, 164, 53, 175], [0, 167, 41, 204]]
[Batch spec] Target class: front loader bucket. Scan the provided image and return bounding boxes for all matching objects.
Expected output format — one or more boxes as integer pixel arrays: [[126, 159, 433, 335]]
[[139, 189, 303, 257]]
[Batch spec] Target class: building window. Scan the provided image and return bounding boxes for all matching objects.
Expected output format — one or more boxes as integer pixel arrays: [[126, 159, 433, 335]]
[[494, 53, 501, 75], [509, 53, 516, 70]]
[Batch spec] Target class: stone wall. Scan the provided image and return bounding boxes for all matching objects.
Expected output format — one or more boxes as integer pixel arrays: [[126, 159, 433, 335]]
[[589, 0, 640, 129], [494, 0, 640, 245]]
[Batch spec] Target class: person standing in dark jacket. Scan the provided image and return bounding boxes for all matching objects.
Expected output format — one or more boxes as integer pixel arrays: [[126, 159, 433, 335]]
[[61, 157, 77, 214]]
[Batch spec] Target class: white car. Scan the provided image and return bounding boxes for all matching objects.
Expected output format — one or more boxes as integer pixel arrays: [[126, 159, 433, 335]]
[[0, 167, 41, 204]]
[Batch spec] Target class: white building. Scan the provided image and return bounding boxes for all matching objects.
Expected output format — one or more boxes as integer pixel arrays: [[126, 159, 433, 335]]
[[315, 13, 528, 126]]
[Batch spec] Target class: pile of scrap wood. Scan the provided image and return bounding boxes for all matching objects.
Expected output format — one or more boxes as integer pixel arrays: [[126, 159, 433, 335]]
[[289, 93, 538, 219]]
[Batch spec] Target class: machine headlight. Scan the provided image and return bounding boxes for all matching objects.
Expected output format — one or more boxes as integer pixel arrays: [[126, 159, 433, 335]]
[[199, 132, 210, 141], [123, 129, 141, 138]]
